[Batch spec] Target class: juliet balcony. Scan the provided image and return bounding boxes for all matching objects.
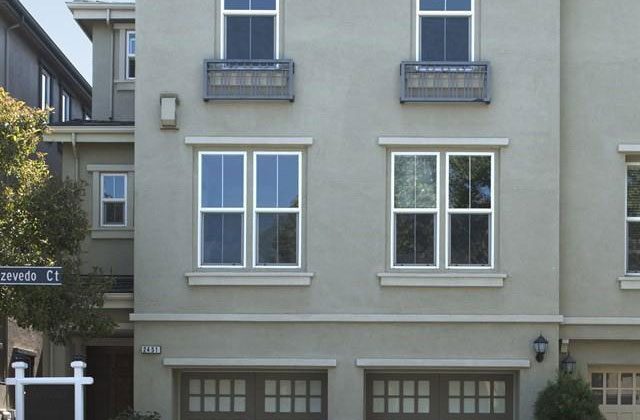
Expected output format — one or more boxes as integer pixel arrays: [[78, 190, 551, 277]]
[[400, 61, 491, 104], [203, 59, 295, 102]]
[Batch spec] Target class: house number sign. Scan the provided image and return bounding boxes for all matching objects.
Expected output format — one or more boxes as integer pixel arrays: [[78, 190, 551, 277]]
[[140, 345, 162, 355]]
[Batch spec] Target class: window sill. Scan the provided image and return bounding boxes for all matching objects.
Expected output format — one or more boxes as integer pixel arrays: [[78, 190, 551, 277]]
[[114, 80, 135, 91], [618, 276, 640, 290], [90, 229, 134, 239], [185, 272, 314, 287], [378, 272, 507, 288]]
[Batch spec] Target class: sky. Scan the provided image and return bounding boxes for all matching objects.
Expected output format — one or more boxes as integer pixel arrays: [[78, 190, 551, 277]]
[[20, 0, 93, 84]]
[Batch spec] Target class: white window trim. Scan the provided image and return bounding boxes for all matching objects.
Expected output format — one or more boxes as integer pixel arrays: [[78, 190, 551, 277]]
[[220, 0, 280, 59], [390, 152, 440, 269], [125, 30, 136, 80], [626, 162, 640, 275], [61, 90, 70, 122], [252, 151, 302, 269], [198, 151, 248, 269], [100, 173, 128, 228], [415, 0, 475, 61], [39, 69, 51, 110], [445, 152, 495, 270]]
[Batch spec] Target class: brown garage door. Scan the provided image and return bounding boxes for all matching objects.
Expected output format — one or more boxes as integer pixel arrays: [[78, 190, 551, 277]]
[[181, 372, 327, 420], [366, 373, 514, 420]]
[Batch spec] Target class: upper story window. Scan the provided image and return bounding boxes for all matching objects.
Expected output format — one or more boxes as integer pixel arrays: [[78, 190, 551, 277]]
[[446, 153, 493, 268], [254, 152, 301, 268], [198, 151, 302, 269], [61, 91, 71, 122], [222, 0, 279, 59], [199, 152, 246, 267], [392, 153, 439, 268], [39, 69, 51, 111], [389, 152, 494, 270], [126, 30, 136, 79], [101, 174, 127, 227], [417, 0, 474, 61], [626, 164, 640, 274]]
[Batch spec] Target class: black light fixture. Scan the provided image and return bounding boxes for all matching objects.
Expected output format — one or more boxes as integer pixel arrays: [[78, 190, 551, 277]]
[[533, 334, 549, 362], [561, 354, 577, 374]]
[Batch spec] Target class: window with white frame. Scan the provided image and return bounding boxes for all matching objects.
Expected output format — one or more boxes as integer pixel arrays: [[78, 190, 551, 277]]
[[254, 152, 301, 267], [221, 0, 278, 60], [417, 0, 474, 61], [627, 164, 640, 274], [199, 152, 246, 267], [61, 91, 70, 122], [39, 69, 51, 110], [392, 153, 439, 267], [101, 174, 127, 227], [126, 30, 136, 79], [446, 153, 493, 268]]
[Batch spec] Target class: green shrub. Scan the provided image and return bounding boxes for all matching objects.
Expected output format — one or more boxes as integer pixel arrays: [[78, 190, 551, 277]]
[[109, 408, 161, 420], [534, 373, 605, 420]]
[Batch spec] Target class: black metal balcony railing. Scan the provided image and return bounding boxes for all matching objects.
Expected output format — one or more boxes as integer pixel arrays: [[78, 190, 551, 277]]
[[204, 59, 295, 101], [400, 61, 491, 104]]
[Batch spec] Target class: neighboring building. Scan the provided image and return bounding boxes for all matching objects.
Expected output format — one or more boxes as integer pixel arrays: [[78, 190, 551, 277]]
[[45, 0, 640, 419], [43, 1, 135, 419], [0, 0, 91, 173], [0, 0, 91, 417]]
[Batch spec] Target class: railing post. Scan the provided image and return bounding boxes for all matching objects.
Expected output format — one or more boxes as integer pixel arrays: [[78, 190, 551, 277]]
[[71, 360, 86, 420], [11, 361, 27, 420]]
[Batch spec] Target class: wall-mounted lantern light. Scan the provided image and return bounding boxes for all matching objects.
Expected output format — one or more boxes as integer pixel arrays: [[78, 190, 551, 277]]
[[560, 354, 577, 374], [533, 334, 549, 362]]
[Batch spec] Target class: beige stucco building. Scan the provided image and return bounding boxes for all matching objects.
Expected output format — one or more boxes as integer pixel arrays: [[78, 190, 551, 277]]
[[45, 1, 640, 419]]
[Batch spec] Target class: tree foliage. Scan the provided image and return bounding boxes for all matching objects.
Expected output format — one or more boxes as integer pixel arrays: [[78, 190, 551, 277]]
[[0, 87, 114, 344], [534, 373, 605, 420]]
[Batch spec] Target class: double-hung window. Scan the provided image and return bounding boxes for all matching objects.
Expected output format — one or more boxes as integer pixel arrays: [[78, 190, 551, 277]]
[[626, 164, 640, 274], [39, 69, 51, 111], [126, 31, 136, 79], [417, 0, 474, 61], [101, 174, 127, 227], [222, 0, 278, 60], [392, 153, 439, 268], [390, 152, 495, 270], [446, 153, 494, 268], [254, 152, 301, 267], [199, 153, 246, 267], [61, 91, 70, 122]]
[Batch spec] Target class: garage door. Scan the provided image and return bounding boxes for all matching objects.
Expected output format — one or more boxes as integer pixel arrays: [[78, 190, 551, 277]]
[[366, 373, 514, 420], [590, 369, 640, 420], [181, 372, 327, 420]]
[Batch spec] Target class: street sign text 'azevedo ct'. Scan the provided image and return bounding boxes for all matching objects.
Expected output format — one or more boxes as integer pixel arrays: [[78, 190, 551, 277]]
[[0, 267, 63, 285]]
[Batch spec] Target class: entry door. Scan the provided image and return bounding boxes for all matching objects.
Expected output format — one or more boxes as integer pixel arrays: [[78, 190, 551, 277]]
[[366, 373, 514, 420], [86, 346, 134, 420], [590, 369, 640, 420]]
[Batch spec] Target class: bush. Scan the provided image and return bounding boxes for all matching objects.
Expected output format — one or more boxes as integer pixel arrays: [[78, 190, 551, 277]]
[[534, 373, 605, 420], [110, 408, 161, 420]]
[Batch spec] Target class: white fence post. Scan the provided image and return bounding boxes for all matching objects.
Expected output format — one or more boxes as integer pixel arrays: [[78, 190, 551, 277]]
[[11, 361, 26, 420], [7, 358, 93, 420], [71, 360, 86, 420]]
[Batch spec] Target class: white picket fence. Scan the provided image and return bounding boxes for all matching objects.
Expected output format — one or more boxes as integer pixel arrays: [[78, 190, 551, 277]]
[[6, 360, 94, 420]]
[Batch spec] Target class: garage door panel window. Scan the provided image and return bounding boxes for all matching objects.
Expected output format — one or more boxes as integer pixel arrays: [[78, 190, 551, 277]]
[[367, 373, 512, 420], [592, 370, 640, 406], [183, 372, 326, 420]]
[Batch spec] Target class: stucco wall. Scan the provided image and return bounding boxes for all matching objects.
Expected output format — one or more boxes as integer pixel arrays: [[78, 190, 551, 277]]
[[62, 142, 135, 276], [559, 0, 640, 319]]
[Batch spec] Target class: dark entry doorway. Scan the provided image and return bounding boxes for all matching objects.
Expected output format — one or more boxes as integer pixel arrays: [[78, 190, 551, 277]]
[[86, 346, 134, 420]]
